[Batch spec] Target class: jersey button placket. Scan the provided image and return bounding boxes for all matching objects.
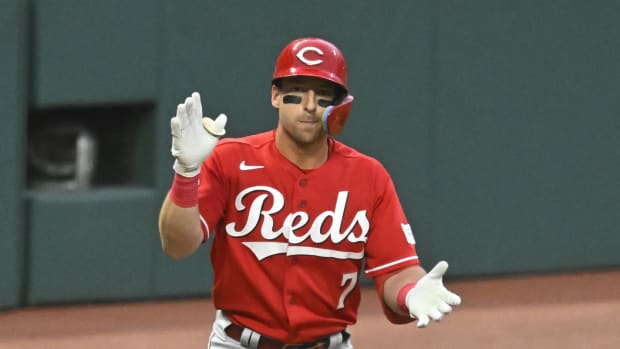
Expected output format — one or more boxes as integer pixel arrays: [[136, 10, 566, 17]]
[[298, 179, 308, 211], [298, 180, 308, 229], [293, 178, 308, 266], [284, 176, 307, 326]]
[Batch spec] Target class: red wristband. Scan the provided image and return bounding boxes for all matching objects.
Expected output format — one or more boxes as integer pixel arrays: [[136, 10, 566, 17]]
[[169, 173, 199, 208], [396, 282, 417, 313]]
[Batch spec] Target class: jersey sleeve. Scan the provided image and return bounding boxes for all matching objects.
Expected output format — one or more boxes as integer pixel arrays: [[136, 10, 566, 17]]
[[363, 165, 420, 278], [197, 147, 229, 241]]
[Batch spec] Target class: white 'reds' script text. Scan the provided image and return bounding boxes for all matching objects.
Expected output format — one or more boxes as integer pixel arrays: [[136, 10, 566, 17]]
[[225, 186, 369, 260]]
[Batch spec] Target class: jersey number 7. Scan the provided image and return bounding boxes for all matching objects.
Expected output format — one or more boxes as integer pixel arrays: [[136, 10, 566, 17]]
[[337, 272, 358, 309]]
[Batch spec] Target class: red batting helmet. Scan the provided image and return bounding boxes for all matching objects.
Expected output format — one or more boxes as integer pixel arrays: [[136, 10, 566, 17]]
[[272, 37, 348, 94]]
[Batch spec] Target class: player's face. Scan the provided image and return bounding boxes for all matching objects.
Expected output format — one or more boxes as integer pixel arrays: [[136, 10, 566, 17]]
[[271, 77, 338, 146]]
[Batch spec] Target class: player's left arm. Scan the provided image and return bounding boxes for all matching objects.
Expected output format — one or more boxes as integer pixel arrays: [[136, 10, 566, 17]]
[[367, 163, 461, 326], [376, 262, 462, 328]]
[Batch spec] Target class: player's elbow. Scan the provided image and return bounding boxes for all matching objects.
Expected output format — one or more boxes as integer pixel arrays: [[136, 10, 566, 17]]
[[162, 243, 191, 259], [160, 238, 196, 259], [159, 228, 201, 260]]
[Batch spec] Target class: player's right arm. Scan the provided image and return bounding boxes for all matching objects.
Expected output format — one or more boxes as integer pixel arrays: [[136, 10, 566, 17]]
[[159, 197, 203, 259], [158, 92, 227, 259]]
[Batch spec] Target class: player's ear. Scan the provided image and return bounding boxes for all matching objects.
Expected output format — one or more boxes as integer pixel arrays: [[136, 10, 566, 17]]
[[271, 85, 281, 109]]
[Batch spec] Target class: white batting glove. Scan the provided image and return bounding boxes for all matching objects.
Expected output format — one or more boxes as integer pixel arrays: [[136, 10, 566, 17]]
[[170, 92, 227, 177], [406, 261, 462, 328]]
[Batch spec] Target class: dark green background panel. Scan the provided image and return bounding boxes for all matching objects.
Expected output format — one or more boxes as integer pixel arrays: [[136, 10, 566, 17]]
[[34, 0, 160, 107], [151, 238, 213, 297], [429, 1, 620, 275], [0, 0, 28, 309], [26, 189, 158, 304]]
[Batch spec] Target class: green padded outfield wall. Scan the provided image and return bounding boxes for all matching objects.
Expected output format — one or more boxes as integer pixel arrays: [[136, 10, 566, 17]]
[[25, 0, 163, 304], [33, 1, 159, 106], [2, 0, 619, 307], [0, 0, 28, 309], [26, 189, 158, 303], [427, 1, 620, 275]]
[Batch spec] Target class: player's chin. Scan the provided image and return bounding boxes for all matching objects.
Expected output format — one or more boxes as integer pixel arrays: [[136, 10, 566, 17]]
[[292, 128, 325, 144]]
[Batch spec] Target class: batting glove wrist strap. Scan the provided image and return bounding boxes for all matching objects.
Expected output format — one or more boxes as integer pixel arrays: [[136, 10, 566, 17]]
[[405, 261, 462, 328], [169, 173, 200, 208]]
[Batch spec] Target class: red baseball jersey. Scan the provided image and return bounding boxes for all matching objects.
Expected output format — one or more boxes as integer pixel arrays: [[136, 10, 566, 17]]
[[197, 130, 419, 343]]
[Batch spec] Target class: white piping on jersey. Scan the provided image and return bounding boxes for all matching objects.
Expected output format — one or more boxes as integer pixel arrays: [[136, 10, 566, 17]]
[[364, 256, 419, 275], [242, 241, 364, 261], [200, 215, 210, 240], [288, 245, 364, 260]]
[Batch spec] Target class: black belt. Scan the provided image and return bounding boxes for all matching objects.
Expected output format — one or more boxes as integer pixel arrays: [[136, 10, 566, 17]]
[[225, 323, 348, 349]]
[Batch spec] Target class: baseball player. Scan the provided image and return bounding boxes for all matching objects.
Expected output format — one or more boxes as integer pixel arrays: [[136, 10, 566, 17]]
[[159, 37, 461, 349]]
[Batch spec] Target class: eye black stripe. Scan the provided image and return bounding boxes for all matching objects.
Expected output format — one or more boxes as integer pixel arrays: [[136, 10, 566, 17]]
[[283, 95, 302, 104]]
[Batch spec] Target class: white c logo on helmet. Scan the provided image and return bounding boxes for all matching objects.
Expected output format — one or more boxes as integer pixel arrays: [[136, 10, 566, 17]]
[[296, 46, 324, 66]]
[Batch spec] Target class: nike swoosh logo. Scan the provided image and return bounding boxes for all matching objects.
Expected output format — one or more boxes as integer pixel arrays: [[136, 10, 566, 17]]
[[239, 161, 265, 171]]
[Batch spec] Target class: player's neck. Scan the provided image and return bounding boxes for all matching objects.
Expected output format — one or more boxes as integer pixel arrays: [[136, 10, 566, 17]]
[[275, 129, 329, 170]]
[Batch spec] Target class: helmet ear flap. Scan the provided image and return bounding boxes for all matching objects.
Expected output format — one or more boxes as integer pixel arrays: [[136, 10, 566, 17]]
[[323, 95, 354, 136]]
